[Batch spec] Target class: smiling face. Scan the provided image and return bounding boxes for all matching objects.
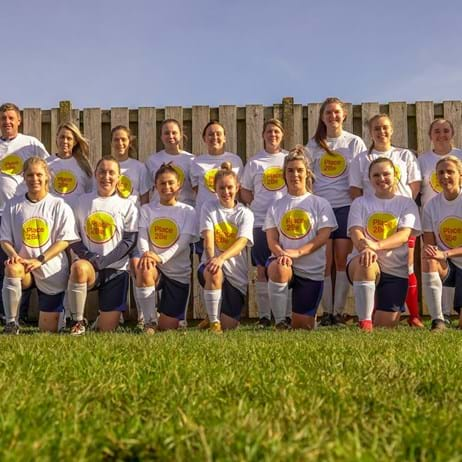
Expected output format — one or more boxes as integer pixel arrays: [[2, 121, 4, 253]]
[[436, 159, 461, 194], [430, 120, 454, 150], [321, 102, 345, 135], [24, 161, 49, 197], [1, 109, 21, 139], [96, 159, 120, 196], [204, 123, 226, 154], [369, 160, 395, 197], [263, 123, 283, 153], [285, 159, 308, 195], [161, 121, 182, 151], [215, 174, 239, 207], [111, 129, 131, 159], [56, 128, 76, 158], [155, 171, 180, 204], [370, 116, 393, 149]]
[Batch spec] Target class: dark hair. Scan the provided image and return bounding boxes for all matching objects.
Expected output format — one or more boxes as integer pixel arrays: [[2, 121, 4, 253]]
[[95, 154, 120, 173], [262, 118, 284, 150], [429, 118, 455, 138], [154, 162, 179, 184], [368, 156, 395, 178], [160, 118, 182, 134], [111, 125, 137, 157], [202, 120, 226, 139], [213, 161, 238, 188], [283, 145, 315, 192]]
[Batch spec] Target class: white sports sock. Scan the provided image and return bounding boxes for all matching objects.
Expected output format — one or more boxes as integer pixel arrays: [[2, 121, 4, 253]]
[[204, 289, 221, 323], [131, 275, 144, 320], [353, 281, 375, 321], [286, 288, 292, 319], [268, 280, 288, 324], [2, 277, 22, 324], [255, 281, 271, 320], [322, 276, 333, 314], [442, 286, 455, 317], [422, 272, 444, 321], [67, 282, 87, 322], [134, 286, 156, 324], [334, 271, 350, 315]]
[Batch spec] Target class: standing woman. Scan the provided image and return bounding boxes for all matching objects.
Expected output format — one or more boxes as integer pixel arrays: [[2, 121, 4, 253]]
[[422, 156, 462, 330], [265, 146, 337, 330], [418, 119, 462, 323], [145, 119, 195, 206], [0, 157, 79, 334], [67, 156, 138, 334], [47, 122, 94, 208], [347, 157, 421, 331], [349, 114, 423, 327], [241, 119, 287, 327], [306, 97, 366, 326], [198, 162, 254, 333]]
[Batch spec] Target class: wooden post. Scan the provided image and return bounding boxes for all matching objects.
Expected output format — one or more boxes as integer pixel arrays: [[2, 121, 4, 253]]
[[443, 100, 462, 148], [416, 101, 434, 153], [59, 100, 73, 124], [22, 108, 42, 139], [83, 108, 102, 169], [307, 103, 321, 141], [138, 107, 157, 162], [282, 97, 295, 150], [219, 105, 237, 154], [361, 102, 380, 148], [389, 102, 408, 148]]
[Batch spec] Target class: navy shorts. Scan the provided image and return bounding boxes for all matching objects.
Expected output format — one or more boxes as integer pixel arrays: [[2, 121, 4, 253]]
[[194, 238, 204, 258], [331, 206, 350, 240], [251, 227, 271, 267], [442, 260, 462, 313], [91, 269, 129, 312], [28, 278, 64, 313], [157, 272, 190, 320], [197, 264, 245, 320]]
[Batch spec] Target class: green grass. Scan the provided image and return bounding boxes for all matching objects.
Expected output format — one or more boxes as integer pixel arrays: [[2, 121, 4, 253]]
[[0, 326, 461, 461]]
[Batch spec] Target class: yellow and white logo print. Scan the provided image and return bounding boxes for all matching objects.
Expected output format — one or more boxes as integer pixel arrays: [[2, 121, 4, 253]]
[[280, 209, 311, 240], [438, 217, 462, 249], [366, 212, 398, 241], [214, 221, 238, 251], [429, 171, 443, 193], [85, 211, 116, 244], [319, 152, 346, 178], [53, 170, 77, 194], [204, 168, 219, 193], [172, 165, 185, 186], [0, 154, 23, 176], [22, 217, 50, 248], [262, 166, 284, 191], [149, 218, 179, 249], [117, 175, 133, 198]]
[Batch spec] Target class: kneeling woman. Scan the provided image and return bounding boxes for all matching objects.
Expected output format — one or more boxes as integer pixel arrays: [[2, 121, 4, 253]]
[[264, 146, 337, 330], [347, 157, 421, 331], [134, 163, 198, 332], [0, 157, 79, 334], [198, 162, 254, 333], [68, 155, 138, 334]]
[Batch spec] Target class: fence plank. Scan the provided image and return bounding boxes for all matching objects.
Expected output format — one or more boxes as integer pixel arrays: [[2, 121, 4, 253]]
[[219, 105, 237, 154], [282, 97, 295, 150], [293, 104, 303, 146], [273, 104, 282, 121], [111, 107, 129, 130], [165, 106, 183, 150], [361, 102, 380, 148], [307, 103, 320, 141], [389, 102, 408, 147], [83, 108, 102, 168], [191, 106, 209, 155], [344, 102, 353, 133], [416, 101, 434, 153], [22, 108, 42, 139], [59, 100, 73, 124], [138, 107, 157, 162], [443, 100, 462, 148], [50, 108, 59, 154]]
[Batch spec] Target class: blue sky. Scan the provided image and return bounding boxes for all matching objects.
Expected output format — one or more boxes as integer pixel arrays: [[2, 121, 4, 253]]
[[4, 0, 462, 108]]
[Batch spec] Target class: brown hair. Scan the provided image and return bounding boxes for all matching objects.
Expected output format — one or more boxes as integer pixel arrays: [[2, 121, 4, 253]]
[[368, 114, 392, 154], [23, 156, 50, 191], [95, 155, 120, 174], [154, 162, 180, 184], [283, 145, 315, 192], [202, 120, 226, 139], [160, 118, 182, 134], [429, 118, 455, 138], [368, 157, 398, 193], [111, 125, 137, 157], [262, 118, 284, 150], [213, 161, 238, 188], [436, 155, 462, 185], [0, 103, 21, 118]]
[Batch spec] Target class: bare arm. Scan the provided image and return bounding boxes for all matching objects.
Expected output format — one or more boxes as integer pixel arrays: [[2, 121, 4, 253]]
[[409, 181, 421, 200], [240, 188, 254, 206], [350, 187, 363, 201]]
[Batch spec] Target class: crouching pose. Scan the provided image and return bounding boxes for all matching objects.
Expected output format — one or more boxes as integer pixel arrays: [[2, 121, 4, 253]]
[[347, 157, 421, 331], [134, 163, 197, 333], [265, 146, 337, 330], [68, 156, 138, 334], [0, 157, 79, 334]]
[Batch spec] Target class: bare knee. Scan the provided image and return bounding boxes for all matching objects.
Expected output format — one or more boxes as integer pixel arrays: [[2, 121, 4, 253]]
[[267, 261, 291, 283], [5, 262, 25, 279], [70, 260, 93, 283]]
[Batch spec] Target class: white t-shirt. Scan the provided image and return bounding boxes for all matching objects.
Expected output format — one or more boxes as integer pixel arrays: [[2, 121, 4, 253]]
[[306, 131, 366, 208], [264, 193, 337, 281], [145, 150, 195, 206], [47, 155, 94, 208], [74, 191, 138, 270], [190, 152, 244, 213], [138, 201, 198, 284], [241, 150, 287, 227], [0, 193, 79, 294], [0, 133, 49, 216], [348, 195, 421, 279], [422, 190, 462, 270], [418, 148, 462, 207], [200, 199, 254, 294], [118, 158, 152, 205], [349, 147, 421, 198]]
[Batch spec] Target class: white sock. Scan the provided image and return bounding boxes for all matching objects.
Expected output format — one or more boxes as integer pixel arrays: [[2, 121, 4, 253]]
[[134, 286, 156, 324], [268, 280, 288, 324], [286, 288, 292, 319], [353, 281, 375, 321], [256, 281, 271, 320], [334, 271, 350, 315], [422, 272, 444, 321], [67, 281, 87, 322], [442, 286, 455, 317], [322, 276, 333, 314], [131, 275, 144, 321], [2, 277, 22, 324], [204, 289, 221, 323]]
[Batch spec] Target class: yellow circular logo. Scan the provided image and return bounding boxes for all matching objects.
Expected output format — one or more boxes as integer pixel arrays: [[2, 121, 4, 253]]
[[438, 217, 462, 249], [214, 221, 238, 251], [280, 209, 311, 240], [204, 168, 218, 193], [117, 175, 133, 198], [262, 166, 284, 191], [393, 164, 401, 182], [0, 154, 23, 175], [319, 152, 346, 178], [429, 171, 443, 193], [22, 217, 50, 248], [53, 170, 77, 194], [148, 218, 179, 249], [172, 165, 185, 186], [85, 211, 116, 244], [366, 212, 398, 241]]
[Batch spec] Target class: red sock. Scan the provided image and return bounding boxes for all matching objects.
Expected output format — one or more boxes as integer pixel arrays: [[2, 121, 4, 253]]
[[406, 272, 420, 318]]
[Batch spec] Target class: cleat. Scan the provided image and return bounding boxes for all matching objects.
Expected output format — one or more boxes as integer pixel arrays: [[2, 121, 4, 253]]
[[319, 313, 334, 326], [70, 320, 86, 336], [430, 319, 447, 331], [333, 313, 347, 326], [3, 322, 19, 335], [443, 315, 452, 327], [256, 317, 271, 329], [198, 316, 210, 330], [408, 316, 425, 328], [359, 320, 373, 332], [209, 321, 223, 334], [143, 322, 158, 335], [275, 319, 290, 330]]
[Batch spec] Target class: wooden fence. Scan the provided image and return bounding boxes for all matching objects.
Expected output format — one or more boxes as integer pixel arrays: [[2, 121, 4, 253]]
[[18, 98, 462, 320]]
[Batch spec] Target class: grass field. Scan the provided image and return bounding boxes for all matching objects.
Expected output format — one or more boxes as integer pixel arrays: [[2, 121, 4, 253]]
[[0, 325, 461, 461]]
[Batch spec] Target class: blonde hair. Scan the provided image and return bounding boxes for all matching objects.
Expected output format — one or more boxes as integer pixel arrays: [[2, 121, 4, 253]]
[[435, 155, 462, 185], [368, 114, 392, 154], [283, 144, 315, 192], [262, 118, 284, 150], [23, 157, 50, 191], [0, 102, 20, 118], [368, 157, 398, 193]]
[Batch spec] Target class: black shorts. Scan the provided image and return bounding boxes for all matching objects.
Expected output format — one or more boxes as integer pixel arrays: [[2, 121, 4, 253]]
[[331, 206, 350, 240], [442, 259, 462, 313], [91, 269, 129, 312], [22, 274, 64, 313], [251, 227, 271, 267], [157, 272, 190, 320]]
